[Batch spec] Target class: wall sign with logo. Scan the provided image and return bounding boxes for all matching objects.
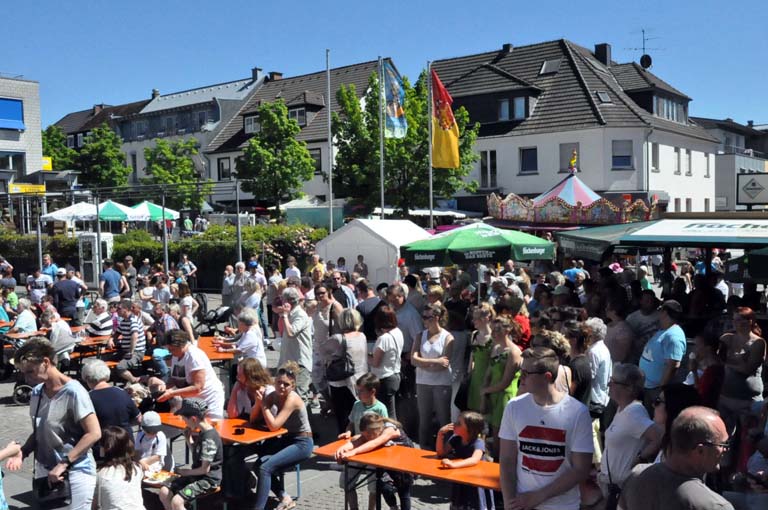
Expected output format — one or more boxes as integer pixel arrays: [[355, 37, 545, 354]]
[[736, 173, 768, 205]]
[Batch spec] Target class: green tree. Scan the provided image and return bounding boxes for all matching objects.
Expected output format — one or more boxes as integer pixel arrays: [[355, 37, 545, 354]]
[[41, 125, 77, 170], [75, 124, 132, 188], [143, 138, 212, 210], [332, 70, 480, 216], [236, 99, 315, 212]]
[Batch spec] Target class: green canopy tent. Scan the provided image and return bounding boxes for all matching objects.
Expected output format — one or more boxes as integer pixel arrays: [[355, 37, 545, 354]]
[[554, 221, 656, 261], [131, 200, 180, 221], [400, 223, 555, 267], [725, 248, 768, 284], [97, 200, 148, 222]]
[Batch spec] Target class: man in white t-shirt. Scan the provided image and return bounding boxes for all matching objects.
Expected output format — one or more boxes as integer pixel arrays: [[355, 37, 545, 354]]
[[499, 347, 594, 510]]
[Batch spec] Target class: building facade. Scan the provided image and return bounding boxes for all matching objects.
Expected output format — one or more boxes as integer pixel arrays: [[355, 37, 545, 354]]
[[431, 40, 719, 213], [0, 76, 42, 191]]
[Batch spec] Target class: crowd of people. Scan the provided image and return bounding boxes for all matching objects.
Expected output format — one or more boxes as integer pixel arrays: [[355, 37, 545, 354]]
[[1, 248, 767, 510]]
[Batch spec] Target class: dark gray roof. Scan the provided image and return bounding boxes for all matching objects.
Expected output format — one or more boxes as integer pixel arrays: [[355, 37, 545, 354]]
[[689, 116, 765, 137], [207, 60, 380, 153], [611, 62, 690, 100], [54, 99, 152, 134], [431, 39, 716, 143], [54, 108, 104, 134]]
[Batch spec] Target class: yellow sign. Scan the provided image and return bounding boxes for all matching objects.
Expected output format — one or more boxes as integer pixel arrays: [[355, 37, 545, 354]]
[[42, 157, 53, 171], [9, 183, 46, 194]]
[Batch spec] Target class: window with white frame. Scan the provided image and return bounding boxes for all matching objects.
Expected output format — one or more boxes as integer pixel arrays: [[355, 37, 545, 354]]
[[513, 97, 526, 120], [685, 149, 692, 175], [498, 100, 510, 121], [288, 107, 306, 126], [309, 148, 322, 175], [66, 135, 74, 148], [705, 153, 710, 178], [520, 147, 538, 174], [217, 157, 232, 181], [76, 133, 84, 147], [651, 142, 659, 171], [480, 150, 497, 188], [674, 147, 681, 174], [559, 143, 579, 172], [244, 116, 260, 134], [611, 140, 633, 169]]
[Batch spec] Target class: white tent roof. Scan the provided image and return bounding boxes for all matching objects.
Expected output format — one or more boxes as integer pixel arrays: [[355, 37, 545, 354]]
[[317, 219, 430, 252], [40, 202, 98, 222]]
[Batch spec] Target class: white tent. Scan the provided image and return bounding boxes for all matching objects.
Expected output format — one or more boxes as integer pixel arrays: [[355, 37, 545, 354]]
[[315, 219, 430, 285], [40, 202, 99, 222]]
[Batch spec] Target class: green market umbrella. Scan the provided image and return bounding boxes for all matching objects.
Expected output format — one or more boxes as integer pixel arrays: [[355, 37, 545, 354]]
[[97, 200, 149, 221], [401, 223, 554, 267], [131, 200, 180, 221]]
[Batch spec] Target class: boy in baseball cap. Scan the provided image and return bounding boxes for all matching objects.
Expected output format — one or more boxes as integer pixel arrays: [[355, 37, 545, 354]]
[[159, 399, 223, 509], [136, 411, 174, 472]]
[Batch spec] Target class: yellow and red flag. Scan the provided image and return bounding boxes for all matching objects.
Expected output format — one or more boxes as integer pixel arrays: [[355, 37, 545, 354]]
[[431, 69, 460, 169]]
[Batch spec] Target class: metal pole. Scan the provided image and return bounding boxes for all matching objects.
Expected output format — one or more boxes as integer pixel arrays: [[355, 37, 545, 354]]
[[36, 198, 43, 270], [161, 191, 169, 272], [378, 56, 386, 219], [235, 178, 242, 262], [326, 49, 334, 233], [95, 193, 102, 268], [427, 61, 434, 229]]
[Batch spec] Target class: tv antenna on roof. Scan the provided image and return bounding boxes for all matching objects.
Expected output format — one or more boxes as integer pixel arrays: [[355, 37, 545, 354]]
[[624, 28, 663, 69]]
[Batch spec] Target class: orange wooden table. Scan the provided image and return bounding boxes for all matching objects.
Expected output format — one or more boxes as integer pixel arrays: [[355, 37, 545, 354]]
[[197, 336, 236, 362], [315, 439, 500, 510], [158, 412, 286, 445], [4, 330, 45, 340]]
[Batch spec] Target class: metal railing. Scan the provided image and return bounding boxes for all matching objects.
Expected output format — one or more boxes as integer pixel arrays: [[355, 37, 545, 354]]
[[722, 145, 767, 159]]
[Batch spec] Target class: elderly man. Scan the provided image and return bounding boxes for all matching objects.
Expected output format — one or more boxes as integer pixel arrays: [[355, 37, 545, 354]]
[[622, 407, 733, 510], [11, 298, 37, 335], [278, 287, 313, 403], [85, 298, 113, 337]]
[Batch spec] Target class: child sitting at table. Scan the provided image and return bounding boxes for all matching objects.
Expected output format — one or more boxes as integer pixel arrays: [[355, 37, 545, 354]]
[[135, 411, 174, 473], [335, 413, 414, 510], [159, 398, 222, 510], [437, 411, 494, 510], [339, 373, 389, 439]]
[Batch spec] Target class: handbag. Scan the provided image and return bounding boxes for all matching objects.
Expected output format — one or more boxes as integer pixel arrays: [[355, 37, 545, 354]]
[[326, 334, 356, 382], [603, 454, 621, 510], [453, 375, 470, 410], [31, 393, 72, 507]]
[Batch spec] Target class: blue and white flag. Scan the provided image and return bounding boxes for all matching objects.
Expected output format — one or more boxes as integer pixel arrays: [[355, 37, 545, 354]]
[[383, 61, 407, 138]]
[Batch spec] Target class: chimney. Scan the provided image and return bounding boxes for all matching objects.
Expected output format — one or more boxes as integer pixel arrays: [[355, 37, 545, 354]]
[[748, 120, 754, 127], [92, 104, 104, 116], [502, 43, 513, 53], [269, 71, 283, 81], [151, 88, 160, 99], [251, 67, 262, 81], [594, 43, 612, 66]]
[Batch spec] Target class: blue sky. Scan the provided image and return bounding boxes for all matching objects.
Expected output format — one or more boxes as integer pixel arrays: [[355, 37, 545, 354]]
[[4, 0, 766, 128]]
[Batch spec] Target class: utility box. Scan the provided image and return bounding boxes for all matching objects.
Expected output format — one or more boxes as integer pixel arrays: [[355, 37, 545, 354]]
[[78, 232, 113, 289]]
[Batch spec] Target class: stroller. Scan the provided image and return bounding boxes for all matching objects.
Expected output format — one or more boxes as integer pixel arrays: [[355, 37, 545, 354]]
[[194, 306, 232, 336]]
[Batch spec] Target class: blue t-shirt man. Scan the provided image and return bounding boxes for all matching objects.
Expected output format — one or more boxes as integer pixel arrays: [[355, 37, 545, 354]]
[[640, 321, 687, 389], [100, 266, 122, 300], [563, 266, 584, 283]]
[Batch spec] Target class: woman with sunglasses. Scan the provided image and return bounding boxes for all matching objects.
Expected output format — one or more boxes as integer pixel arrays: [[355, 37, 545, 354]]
[[652, 382, 701, 461], [247, 361, 313, 510], [482, 315, 522, 458], [411, 303, 454, 449]]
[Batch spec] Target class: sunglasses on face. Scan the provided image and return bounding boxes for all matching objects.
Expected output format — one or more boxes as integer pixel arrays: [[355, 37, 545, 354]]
[[700, 440, 730, 451], [316, 291, 327, 296], [520, 369, 547, 377], [422, 315, 434, 320]]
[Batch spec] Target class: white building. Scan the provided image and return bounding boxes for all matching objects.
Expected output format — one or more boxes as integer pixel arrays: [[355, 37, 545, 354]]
[[0, 75, 42, 190], [431, 40, 719, 213]]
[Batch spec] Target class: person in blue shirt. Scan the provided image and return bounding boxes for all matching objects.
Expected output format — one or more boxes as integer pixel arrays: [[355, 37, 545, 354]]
[[40, 253, 58, 280], [563, 259, 584, 283], [640, 299, 688, 411], [100, 259, 125, 303]]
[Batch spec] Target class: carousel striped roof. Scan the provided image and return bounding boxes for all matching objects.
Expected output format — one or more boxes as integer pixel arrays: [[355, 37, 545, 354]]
[[532, 173, 601, 207]]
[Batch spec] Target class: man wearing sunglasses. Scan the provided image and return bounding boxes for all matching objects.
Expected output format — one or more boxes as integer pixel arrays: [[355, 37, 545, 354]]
[[622, 406, 733, 510]]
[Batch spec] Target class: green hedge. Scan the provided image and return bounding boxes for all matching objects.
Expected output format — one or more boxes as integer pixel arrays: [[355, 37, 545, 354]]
[[0, 224, 327, 289]]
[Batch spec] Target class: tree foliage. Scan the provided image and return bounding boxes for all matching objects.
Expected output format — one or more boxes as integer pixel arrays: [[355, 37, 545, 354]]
[[143, 138, 212, 210], [41, 125, 77, 170], [235, 100, 316, 211], [332, 71, 479, 216], [75, 124, 132, 188]]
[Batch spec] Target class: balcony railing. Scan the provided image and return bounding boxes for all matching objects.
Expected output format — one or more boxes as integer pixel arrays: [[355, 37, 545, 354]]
[[721, 145, 767, 159]]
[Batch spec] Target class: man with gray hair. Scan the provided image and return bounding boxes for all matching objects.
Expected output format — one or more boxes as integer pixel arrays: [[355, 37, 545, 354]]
[[622, 406, 733, 509], [585, 317, 612, 418], [85, 298, 113, 337], [278, 287, 313, 402], [11, 298, 37, 336]]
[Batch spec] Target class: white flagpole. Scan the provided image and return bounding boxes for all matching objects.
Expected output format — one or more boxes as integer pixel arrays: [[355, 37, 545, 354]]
[[427, 61, 434, 229], [326, 49, 334, 233], [378, 56, 386, 219]]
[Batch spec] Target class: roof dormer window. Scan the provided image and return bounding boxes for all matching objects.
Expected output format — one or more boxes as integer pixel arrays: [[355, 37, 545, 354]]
[[288, 107, 306, 127], [244, 115, 260, 134], [539, 58, 561, 75]]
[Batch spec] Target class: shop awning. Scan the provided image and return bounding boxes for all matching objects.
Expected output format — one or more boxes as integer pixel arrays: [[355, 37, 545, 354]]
[[554, 221, 655, 260], [618, 219, 768, 248]]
